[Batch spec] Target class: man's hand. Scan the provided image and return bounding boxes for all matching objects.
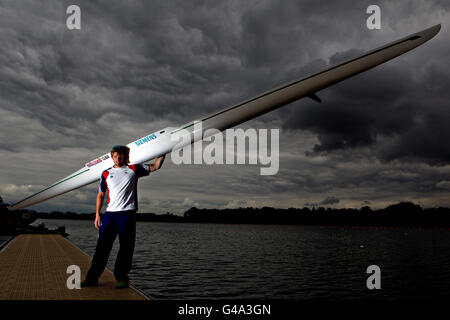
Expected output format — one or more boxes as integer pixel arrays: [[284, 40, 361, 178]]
[[149, 154, 166, 172], [95, 191, 105, 230], [94, 214, 101, 230]]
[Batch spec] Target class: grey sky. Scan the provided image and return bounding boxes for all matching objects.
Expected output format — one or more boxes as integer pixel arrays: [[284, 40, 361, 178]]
[[1, 0, 449, 214]]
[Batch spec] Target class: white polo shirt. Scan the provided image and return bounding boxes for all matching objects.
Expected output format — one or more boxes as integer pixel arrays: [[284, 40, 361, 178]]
[[99, 164, 150, 212]]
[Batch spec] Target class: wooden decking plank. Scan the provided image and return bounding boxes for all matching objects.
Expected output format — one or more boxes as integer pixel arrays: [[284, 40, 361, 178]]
[[0, 234, 149, 300]]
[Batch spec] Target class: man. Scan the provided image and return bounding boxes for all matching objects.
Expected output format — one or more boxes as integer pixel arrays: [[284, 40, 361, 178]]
[[81, 145, 165, 289]]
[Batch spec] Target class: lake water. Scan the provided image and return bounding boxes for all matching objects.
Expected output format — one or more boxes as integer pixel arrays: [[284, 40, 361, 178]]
[[37, 219, 450, 300]]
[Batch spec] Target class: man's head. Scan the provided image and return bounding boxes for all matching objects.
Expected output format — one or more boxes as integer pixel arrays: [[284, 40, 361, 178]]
[[110, 145, 130, 168]]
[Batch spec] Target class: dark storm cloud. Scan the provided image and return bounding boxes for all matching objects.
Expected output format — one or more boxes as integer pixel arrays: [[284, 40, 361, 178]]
[[282, 10, 450, 165], [321, 196, 340, 205], [1, 0, 449, 212], [284, 45, 450, 164], [3, 0, 445, 154], [285, 62, 414, 148], [1, 1, 253, 149]]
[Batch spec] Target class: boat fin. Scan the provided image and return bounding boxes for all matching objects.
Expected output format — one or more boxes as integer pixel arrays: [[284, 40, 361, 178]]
[[307, 92, 322, 103]]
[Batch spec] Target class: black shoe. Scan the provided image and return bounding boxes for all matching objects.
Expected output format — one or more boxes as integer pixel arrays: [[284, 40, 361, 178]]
[[80, 279, 98, 287]]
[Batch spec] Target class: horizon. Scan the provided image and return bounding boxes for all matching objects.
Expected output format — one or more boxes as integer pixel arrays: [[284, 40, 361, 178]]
[[9, 201, 449, 216]]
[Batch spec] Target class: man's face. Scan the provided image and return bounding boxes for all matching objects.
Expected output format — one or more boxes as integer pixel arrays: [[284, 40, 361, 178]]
[[112, 152, 126, 167]]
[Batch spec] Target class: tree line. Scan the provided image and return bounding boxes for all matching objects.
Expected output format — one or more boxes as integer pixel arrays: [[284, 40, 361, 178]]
[[8, 202, 450, 228]]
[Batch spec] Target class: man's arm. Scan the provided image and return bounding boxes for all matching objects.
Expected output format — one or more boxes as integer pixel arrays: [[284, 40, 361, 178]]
[[94, 191, 105, 230], [149, 154, 166, 172]]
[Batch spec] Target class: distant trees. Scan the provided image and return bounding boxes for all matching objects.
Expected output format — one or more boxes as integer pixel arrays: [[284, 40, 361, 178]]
[[3, 201, 450, 227], [183, 202, 450, 227]]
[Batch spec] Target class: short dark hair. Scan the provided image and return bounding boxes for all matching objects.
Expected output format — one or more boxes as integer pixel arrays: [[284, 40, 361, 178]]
[[110, 145, 130, 164]]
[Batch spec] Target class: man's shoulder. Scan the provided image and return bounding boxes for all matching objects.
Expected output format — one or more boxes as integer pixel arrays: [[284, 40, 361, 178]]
[[128, 164, 145, 170], [128, 164, 150, 176], [100, 167, 113, 176]]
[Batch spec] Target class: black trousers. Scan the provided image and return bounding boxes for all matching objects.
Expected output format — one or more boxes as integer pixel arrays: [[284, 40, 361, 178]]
[[86, 210, 136, 282]]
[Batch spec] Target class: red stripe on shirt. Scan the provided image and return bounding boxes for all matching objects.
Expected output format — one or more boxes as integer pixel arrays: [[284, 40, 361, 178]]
[[103, 170, 110, 211]]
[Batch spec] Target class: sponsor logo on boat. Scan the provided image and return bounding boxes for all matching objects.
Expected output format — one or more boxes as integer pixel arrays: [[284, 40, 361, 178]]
[[86, 158, 102, 168], [135, 133, 157, 147]]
